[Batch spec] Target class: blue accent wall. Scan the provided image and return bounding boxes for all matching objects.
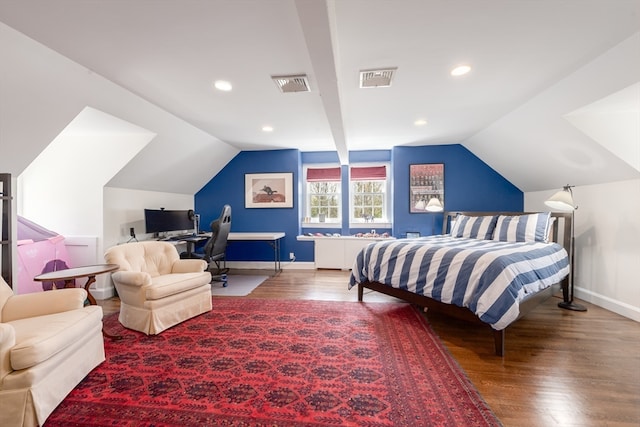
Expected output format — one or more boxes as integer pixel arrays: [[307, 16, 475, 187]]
[[195, 145, 522, 263], [195, 149, 308, 263], [393, 145, 522, 237]]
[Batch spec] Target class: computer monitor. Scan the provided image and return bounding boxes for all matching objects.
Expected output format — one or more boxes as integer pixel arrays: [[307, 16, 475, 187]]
[[144, 209, 194, 234]]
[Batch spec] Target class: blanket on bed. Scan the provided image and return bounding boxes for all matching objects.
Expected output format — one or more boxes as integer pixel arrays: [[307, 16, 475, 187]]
[[349, 236, 570, 330]]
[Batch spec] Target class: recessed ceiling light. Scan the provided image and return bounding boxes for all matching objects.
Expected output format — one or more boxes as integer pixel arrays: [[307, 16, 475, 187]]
[[450, 65, 471, 76], [213, 80, 232, 91], [262, 126, 274, 132], [414, 119, 428, 126]]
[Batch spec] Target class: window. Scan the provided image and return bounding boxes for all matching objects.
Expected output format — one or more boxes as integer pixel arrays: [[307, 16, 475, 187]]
[[350, 165, 390, 224], [305, 166, 341, 223]]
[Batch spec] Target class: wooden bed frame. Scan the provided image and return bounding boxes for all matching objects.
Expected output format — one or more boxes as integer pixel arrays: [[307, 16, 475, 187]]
[[357, 211, 572, 356]]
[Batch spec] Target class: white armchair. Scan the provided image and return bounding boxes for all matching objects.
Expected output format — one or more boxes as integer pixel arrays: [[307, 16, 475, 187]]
[[0, 276, 104, 427], [104, 241, 212, 335]]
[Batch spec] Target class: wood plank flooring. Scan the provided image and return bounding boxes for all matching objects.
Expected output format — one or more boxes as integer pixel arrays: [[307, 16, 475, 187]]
[[98, 269, 640, 427]]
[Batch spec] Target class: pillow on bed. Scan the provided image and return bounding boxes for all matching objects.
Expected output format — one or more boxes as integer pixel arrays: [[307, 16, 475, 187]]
[[492, 212, 553, 243], [449, 214, 497, 240]]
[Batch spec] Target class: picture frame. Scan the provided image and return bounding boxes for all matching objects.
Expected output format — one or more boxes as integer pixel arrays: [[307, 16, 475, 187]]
[[245, 172, 293, 208], [409, 163, 444, 213]]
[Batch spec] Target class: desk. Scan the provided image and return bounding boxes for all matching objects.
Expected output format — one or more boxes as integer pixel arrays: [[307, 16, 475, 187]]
[[228, 232, 285, 273], [34, 264, 121, 339], [157, 234, 209, 257], [179, 235, 209, 257]]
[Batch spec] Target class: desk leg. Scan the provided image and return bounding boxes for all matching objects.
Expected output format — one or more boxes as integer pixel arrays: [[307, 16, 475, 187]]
[[84, 275, 122, 340], [266, 239, 282, 274], [185, 241, 195, 258]]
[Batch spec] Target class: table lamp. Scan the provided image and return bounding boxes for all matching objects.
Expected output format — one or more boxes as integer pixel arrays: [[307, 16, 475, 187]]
[[426, 197, 443, 235]]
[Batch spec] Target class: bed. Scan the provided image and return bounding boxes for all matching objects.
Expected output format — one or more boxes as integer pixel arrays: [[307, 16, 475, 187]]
[[349, 211, 572, 356]]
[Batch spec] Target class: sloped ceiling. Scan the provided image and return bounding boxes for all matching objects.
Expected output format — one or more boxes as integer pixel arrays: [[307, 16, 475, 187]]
[[564, 82, 640, 173], [465, 32, 640, 191], [0, 0, 638, 194]]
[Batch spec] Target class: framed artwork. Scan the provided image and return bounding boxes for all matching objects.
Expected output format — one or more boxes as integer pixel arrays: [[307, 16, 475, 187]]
[[409, 163, 444, 213], [245, 172, 293, 208]]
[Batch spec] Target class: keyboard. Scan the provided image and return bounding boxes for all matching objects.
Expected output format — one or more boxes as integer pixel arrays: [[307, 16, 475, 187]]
[[177, 234, 197, 240], [161, 234, 195, 241]]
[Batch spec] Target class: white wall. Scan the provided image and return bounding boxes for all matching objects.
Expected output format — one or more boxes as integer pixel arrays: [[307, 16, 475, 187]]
[[16, 108, 153, 300], [525, 179, 640, 321], [18, 107, 154, 237], [103, 187, 194, 249], [97, 187, 194, 299]]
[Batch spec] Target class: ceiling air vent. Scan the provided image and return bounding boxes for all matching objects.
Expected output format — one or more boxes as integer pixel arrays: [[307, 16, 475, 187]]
[[272, 74, 311, 93], [359, 68, 397, 88]]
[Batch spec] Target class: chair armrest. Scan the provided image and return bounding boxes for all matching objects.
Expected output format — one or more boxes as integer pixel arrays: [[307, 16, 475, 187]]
[[172, 259, 208, 273], [2, 289, 88, 322], [111, 271, 152, 287], [0, 323, 17, 380]]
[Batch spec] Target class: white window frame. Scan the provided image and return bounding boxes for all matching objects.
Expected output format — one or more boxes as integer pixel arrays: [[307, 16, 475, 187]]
[[302, 164, 342, 228], [349, 163, 391, 228]]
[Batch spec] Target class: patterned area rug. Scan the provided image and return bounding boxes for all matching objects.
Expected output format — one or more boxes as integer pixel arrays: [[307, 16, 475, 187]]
[[45, 299, 500, 427]]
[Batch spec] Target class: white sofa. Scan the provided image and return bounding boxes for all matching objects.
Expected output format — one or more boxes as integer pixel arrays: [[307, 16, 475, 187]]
[[0, 277, 105, 426], [104, 241, 212, 335]]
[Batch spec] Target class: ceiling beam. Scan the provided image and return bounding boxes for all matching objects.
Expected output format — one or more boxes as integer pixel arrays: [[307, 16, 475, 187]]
[[295, 0, 349, 165]]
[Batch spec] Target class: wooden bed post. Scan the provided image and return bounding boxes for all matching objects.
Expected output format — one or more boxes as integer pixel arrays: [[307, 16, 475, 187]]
[[357, 283, 364, 301], [494, 330, 505, 357]]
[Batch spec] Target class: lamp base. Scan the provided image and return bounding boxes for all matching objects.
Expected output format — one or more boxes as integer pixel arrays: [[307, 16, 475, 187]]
[[558, 301, 587, 312]]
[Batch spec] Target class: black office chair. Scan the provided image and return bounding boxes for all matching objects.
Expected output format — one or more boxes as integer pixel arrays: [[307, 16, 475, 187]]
[[202, 205, 232, 286]]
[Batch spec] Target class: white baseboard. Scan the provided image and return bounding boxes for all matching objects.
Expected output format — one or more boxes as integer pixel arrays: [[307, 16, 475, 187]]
[[575, 287, 640, 322], [225, 261, 315, 270], [92, 284, 116, 300]]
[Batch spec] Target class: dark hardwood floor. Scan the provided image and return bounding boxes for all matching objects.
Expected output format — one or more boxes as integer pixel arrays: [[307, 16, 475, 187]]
[[98, 269, 640, 427]]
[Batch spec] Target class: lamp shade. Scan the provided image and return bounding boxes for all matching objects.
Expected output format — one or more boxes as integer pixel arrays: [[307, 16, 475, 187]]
[[426, 197, 443, 212], [545, 186, 576, 212]]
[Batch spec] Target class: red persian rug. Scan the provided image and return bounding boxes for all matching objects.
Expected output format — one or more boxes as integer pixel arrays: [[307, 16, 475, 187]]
[[45, 299, 500, 427]]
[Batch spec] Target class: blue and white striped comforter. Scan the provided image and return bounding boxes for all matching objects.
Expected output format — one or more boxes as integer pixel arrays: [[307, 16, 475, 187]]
[[349, 236, 570, 330]]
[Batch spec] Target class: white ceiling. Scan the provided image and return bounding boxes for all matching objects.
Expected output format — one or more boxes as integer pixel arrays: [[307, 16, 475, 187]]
[[1, 0, 639, 192], [564, 82, 640, 172]]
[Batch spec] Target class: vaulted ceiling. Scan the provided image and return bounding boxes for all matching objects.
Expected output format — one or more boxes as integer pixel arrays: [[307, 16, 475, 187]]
[[1, 0, 638, 194]]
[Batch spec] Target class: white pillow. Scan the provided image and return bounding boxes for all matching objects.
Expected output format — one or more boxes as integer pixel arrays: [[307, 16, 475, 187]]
[[492, 212, 552, 243], [450, 215, 497, 240]]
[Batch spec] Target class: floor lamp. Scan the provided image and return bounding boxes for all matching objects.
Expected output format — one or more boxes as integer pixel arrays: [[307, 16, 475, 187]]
[[545, 185, 587, 312], [426, 197, 443, 235]]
